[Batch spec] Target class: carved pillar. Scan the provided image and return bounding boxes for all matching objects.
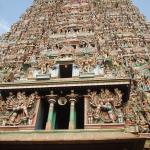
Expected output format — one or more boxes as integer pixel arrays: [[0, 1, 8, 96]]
[[46, 91, 57, 130], [67, 90, 78, 130], [84, 89, 92, 126]]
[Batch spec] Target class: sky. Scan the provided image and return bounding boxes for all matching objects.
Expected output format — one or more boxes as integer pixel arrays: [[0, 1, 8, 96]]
[[0, 0, 150, 35]]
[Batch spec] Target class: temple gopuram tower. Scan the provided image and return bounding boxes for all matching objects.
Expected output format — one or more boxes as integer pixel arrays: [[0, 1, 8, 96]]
[[0, 0, 150, 149]]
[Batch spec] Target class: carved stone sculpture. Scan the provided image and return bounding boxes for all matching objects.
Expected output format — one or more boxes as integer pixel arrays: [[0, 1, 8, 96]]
[[0, 92, 40, 126], [86, 89, 124, 124]]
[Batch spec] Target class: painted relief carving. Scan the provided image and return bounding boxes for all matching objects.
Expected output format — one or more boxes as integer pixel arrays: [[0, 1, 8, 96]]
[[76, 55, 96, 74], [0, 92, 40, 126], [87, 89, 124, 124], [123, 91, 150, 133]]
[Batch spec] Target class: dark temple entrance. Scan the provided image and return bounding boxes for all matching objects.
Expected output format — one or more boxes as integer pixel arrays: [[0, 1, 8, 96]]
[[59, 64, 73, 78], [55, 101, 70, 129]]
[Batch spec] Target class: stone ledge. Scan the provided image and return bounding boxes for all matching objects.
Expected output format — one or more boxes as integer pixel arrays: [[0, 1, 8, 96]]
[[0, 130, 145, 143], [0, 78, 130, 90]]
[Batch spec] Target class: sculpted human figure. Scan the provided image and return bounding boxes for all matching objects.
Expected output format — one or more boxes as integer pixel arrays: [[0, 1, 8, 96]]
[[114, 88, 122, 107], [100, 100, 116, 123], [76, 55, 96, 74], [27, 67, 34, 79], [89, 90, 117, 123], [138, 112, 149, 133], [82, 59, 93, 73], [17, 92, 29, 118], [8, 92, 29, 124], [87, 107, 93, 124], [0, 93, 5, 112], [105, 64, 113, 78], [117, 109, 124, 123], [3, 92, 38, 126], [39, 61, 47, 74], [104, 90, 114, 104], [94, 59, 104, 76], [124, 103, 137, 125], [72, 64, 80, 77]]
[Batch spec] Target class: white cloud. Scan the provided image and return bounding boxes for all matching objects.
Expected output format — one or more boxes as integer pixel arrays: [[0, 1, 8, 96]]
[[0, 19, 10, 35]]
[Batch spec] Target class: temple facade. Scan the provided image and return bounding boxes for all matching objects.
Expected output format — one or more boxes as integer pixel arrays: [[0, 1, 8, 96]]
[[0, 0, 150, 149]]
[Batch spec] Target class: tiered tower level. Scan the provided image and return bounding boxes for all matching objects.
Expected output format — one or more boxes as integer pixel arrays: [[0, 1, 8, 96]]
[[0, 0, 150, 83], [0, 0, 150, 148]]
